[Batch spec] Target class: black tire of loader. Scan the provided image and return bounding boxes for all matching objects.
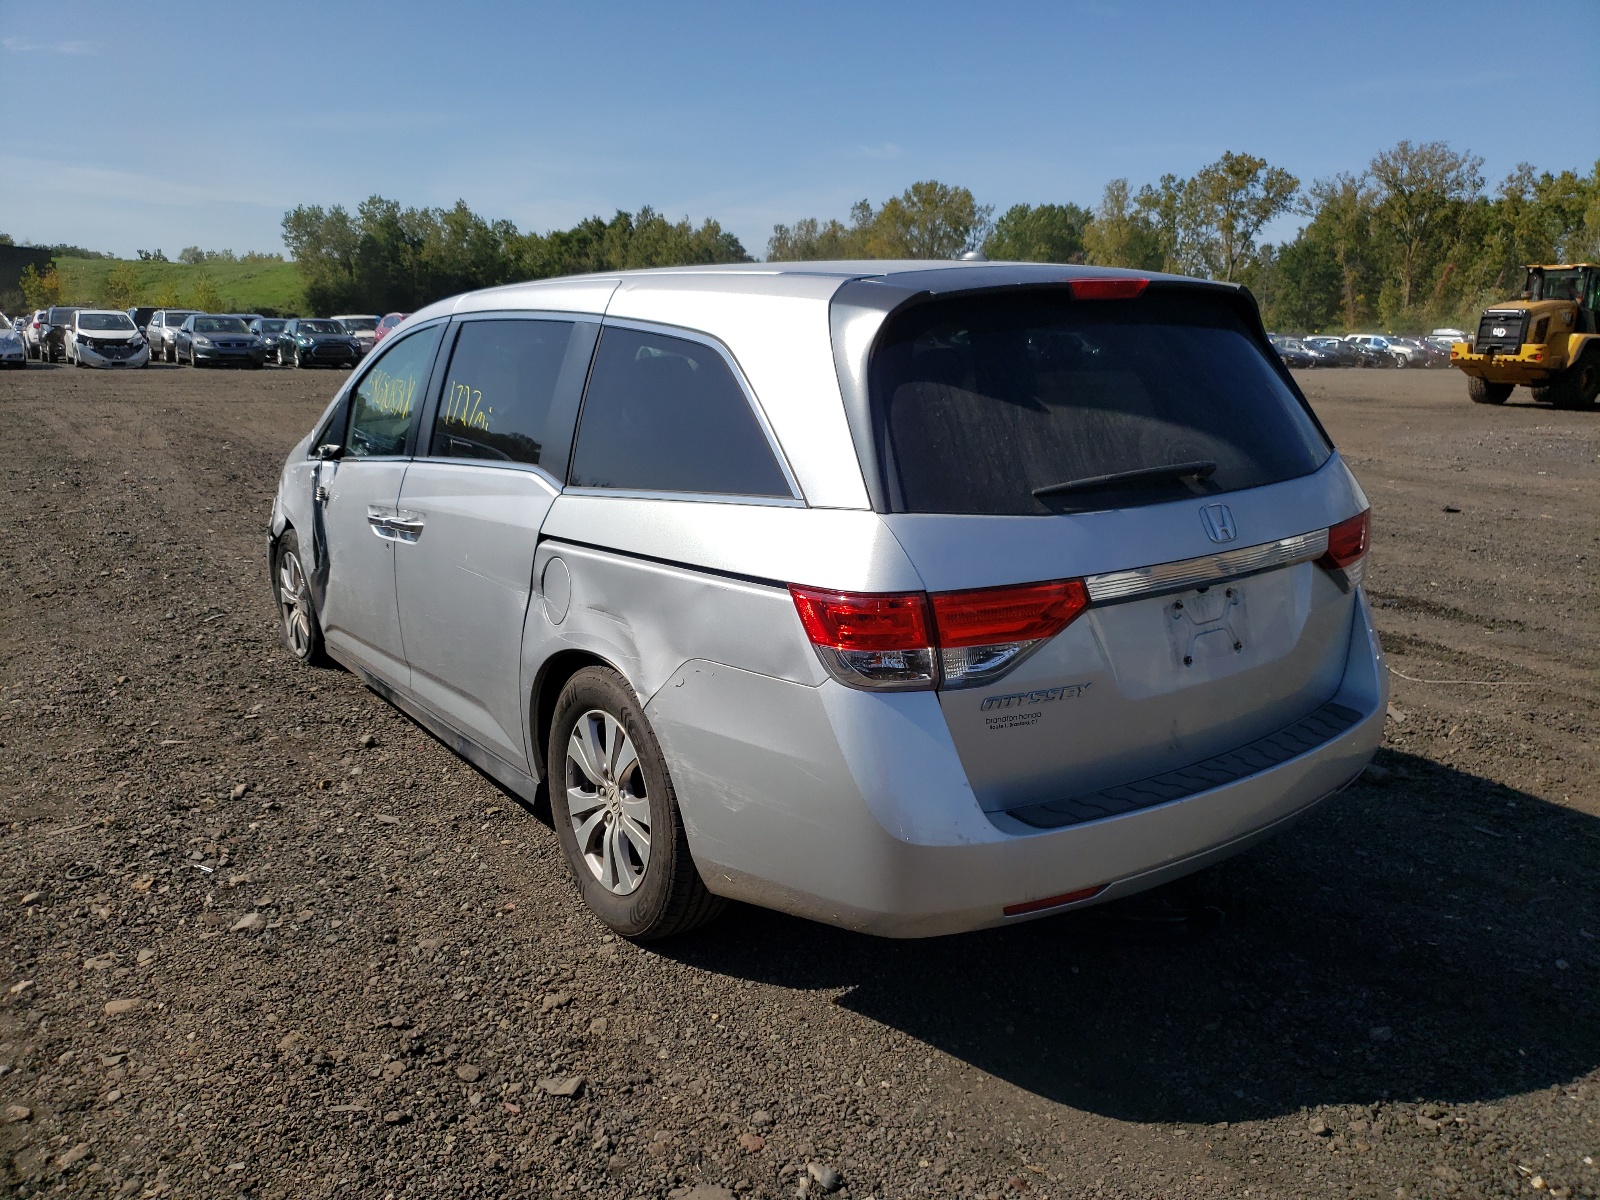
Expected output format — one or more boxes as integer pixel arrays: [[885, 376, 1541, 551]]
[[1534, 349, 1600, 411], [1467, 375, 1513, 405]]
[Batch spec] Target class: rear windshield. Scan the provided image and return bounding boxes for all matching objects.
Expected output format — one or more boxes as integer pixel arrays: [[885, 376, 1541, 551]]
[[869, 287, 1331, 515]]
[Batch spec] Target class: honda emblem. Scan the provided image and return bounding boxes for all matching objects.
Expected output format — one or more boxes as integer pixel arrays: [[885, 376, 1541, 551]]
[[1200, 503, 1237, 544]]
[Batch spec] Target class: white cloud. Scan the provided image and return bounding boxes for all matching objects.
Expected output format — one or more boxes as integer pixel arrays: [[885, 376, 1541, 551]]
[[0, 155, 288, 210], [3, 36, 95, 54]]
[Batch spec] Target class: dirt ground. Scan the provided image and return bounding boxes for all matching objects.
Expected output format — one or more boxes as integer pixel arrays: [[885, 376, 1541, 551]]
[[0, 361, 1596, 1200]]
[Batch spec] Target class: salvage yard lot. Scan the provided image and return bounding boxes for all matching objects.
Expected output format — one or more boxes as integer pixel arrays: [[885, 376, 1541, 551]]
[[0, 364, 1596, 1199]]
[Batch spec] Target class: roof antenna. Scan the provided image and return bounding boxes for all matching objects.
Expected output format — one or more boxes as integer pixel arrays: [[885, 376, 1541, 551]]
[[958, 250, 987, 262]]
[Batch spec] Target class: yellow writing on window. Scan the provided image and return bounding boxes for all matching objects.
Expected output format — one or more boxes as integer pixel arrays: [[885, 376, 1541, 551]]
[[365, 367, 419, 419], [442, 379, 493, 431]]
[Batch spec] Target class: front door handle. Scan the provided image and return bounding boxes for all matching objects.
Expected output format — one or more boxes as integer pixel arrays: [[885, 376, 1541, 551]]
[[387, 512, 425, 542], [366, 505, 399, 540]]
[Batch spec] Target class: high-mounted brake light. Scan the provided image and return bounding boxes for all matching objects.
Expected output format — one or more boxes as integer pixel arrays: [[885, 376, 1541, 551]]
[[1317, 509, 1370, 588], [1068, 277, 1148, 301], [790, 578, 1091, 692]]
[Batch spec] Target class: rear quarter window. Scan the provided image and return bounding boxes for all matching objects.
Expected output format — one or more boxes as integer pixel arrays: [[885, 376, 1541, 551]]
[[869, 287, 1331, 515], [569, 326, 791, 497]]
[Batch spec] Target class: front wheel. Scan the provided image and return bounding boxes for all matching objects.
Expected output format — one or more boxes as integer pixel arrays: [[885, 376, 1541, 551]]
[[548, 666, 724, 940], [273, 529, 326, 665], [1467, 375, 1512, 405]]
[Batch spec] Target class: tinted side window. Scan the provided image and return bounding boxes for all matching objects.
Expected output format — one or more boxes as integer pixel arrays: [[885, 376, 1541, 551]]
[[346, 325, 443, 458], [430, 319, 576, 467], [569, 327, 790, 496]]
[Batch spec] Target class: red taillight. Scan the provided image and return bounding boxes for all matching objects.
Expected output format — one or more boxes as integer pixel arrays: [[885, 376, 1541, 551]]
[[930, 579, 1089, 647], [1068, 277, 1148, 301], [1319, 509, 1369, 570], [788, 586, 930, 651], [790, 578, 1089, 691], [1003, 885, 1104, 917]]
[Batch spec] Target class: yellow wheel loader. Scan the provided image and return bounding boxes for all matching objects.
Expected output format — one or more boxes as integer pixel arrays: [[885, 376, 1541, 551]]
[[1452, 264, 1600, 408]]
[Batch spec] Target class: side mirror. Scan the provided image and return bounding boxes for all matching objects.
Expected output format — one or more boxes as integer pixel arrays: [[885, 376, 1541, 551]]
[[315, 443, 345, 461]]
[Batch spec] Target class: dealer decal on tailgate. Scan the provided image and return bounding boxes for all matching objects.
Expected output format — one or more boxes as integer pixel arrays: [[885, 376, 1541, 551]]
[[981, 683, 1091, 730]]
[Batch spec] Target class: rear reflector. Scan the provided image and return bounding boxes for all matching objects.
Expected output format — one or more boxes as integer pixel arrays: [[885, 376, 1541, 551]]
[[1068, 277, 1148, 301], [931, 579, 1089, 648], [1003, 885, 1105, 917]]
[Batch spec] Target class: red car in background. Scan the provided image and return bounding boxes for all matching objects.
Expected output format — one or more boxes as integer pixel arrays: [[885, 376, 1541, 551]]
[[372, 312, 411, 347]]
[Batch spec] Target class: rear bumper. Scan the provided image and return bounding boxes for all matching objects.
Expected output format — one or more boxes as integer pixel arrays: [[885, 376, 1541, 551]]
[[1451, 344, 1559, 383], [650, 593, 1387, 937]]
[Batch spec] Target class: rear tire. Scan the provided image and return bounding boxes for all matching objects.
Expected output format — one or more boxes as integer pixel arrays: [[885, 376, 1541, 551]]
[[1537, 350, 1600, 411], [1467, 375, 1512, 405], [548, 666, 724, 940]]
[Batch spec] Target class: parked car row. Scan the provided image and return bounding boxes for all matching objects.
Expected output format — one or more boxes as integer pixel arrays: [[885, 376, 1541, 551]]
[[1269, 332, 1453, 368], [11, 307, 395, 369], [0, 312, 26, 369]]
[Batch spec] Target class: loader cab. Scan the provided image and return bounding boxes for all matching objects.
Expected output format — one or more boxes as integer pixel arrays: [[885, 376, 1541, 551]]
[[1523, 265, 1600, 329]]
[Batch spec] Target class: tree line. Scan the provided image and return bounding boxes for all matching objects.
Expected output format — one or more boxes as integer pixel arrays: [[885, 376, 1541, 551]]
[[280, 200, 749, 317], [280, 142, 1599, 331], [12, 140, 1598, 331]]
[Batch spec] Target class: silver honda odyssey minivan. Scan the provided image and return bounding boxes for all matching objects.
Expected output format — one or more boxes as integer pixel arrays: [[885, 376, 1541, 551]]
[[268, 262, 1385, 939]]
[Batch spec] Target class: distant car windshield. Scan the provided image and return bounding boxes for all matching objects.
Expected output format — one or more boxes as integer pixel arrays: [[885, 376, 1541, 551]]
[[79, 313, 136, 331], [1532, 268, 1585, 302], [870, 287, 1331, 515], [338, 317, 377, 332], [259, 320, 287, 334], [300, 321, 342, 334], [194, 318, 248, 334]]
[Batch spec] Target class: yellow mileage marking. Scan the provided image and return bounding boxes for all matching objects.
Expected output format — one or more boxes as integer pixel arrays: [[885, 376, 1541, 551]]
[[442, 379, 492, 431]]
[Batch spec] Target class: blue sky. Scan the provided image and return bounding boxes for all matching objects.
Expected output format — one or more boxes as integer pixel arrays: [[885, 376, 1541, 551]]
[[2, 0, 1596, 260]]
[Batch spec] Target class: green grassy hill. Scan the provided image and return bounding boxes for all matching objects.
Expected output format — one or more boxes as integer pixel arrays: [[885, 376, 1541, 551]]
[[56, 257, 306, 315]]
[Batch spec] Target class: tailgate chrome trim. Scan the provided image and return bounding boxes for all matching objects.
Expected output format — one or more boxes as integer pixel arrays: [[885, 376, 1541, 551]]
[[1084, 528, 1328, 603]]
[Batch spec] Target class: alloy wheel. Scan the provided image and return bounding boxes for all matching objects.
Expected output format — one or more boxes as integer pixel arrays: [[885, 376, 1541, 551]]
[[277, 548, 314, 658], [564, 710, 652, 895]]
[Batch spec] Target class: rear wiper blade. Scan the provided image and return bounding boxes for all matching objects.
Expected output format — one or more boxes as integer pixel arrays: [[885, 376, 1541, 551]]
[[1032, 460, 1217, 499]]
